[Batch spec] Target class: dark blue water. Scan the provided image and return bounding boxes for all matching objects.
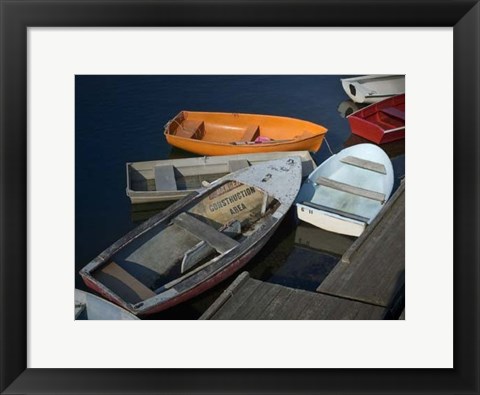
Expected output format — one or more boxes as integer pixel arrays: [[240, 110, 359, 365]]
[[75, 75, 405, 319]]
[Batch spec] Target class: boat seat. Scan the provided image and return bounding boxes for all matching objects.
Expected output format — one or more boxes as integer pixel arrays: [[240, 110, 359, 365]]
[[239, 125, 260, 142], [180, 220, 241, 274], [228, 159, 250, 172], [302, 201, 370, 223], [315, 176, 386, 203], [95, 261, 156, 303], [154, 164, 177, 191], [173, 212, 239, 253], [381, 107, 405, 121], [340, 156, 387, 174], [175, 120, 205, 139]]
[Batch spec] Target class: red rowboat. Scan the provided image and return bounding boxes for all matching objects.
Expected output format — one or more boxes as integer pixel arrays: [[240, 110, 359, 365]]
[[347, 94, 405, 144]]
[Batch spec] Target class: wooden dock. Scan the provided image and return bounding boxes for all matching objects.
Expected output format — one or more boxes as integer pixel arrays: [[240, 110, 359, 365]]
[[200, 181, 405, 320], [199, 272, 387, 320], [316, 180, 405, 317]]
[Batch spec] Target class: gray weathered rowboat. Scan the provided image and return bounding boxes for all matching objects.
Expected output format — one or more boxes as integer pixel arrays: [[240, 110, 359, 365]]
[[126, 151, 315, 204], [80, 157, 302, 316], [74, 289, 139, 320]]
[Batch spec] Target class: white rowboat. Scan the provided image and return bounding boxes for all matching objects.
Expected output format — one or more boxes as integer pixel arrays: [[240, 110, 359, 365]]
[[296, 144, 394, 237], [341, 75, 405, 104]]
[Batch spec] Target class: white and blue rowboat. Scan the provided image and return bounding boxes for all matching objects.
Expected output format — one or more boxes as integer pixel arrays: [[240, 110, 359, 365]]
[[296, 144, 394, 237]]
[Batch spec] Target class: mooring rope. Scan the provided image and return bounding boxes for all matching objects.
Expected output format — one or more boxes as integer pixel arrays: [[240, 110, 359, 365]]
[[323, 137, 335, 157]]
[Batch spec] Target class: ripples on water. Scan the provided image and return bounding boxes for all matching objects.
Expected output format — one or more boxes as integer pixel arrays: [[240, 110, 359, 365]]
[[75, 75, 405, 319]]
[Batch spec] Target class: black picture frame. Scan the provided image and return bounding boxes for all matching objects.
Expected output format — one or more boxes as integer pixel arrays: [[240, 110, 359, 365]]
[[1, 1, 478, 394]]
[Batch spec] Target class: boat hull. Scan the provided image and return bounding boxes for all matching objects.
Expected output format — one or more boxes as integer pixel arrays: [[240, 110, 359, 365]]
[[165, 133, 325, 156], [164, 111, 327, 156], [126, 151, 317, 204], [85, 222, 278, 316], [296, 144, 394, 236], [74, 289, 139, 320], [80, 157, 302, 317], [347, 94, 405, 144], [341, 75, 405, 104], [297, 203, 365, 237]]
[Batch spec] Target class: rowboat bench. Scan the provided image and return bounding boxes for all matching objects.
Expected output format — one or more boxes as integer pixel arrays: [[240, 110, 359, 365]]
[[239, 125, 260, 142], [154, 164, 178, 191], [173, 212, 239, 254], [95, 261, 156, 303], [315, 176, 386, 203], [380, 107, 405, 121], [340, 156, 387, 175], [175, 120, 205, 139]]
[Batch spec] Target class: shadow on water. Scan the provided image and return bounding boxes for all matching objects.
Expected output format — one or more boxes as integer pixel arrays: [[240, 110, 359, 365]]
[[382, 270, 405, 320]]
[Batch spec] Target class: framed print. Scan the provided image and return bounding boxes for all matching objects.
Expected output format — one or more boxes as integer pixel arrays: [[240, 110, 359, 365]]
[[1, 0, 479, 394]]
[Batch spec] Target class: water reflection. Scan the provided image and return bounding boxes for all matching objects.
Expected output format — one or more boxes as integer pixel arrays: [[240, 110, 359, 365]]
[[295, 222, 355, 257], [131, 201, 173, 223], [336, 100, 367, 118], [343, 133, 405, 159]]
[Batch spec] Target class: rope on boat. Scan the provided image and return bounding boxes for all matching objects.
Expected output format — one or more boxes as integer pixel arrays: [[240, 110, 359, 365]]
[[324, 137, 335, 157]]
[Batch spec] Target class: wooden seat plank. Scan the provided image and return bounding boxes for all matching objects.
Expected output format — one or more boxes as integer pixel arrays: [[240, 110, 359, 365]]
[[239, 125, 260, 142], [340, 156, 386, 175], [381, 107, 405, 121], [96, 261, 156, 301], [175, 120, 204, 139], [173, 212, 239, 253], [228, 159, 250, 172], [315, 176, 386, 203], [154, 164, 177, 191]]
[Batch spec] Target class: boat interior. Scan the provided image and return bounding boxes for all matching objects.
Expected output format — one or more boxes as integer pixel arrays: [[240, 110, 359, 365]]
[[166, 111, 319, 144], [129, 159, 252, 193], [363, 102, 405, 130], [92, 180, 279, 304]]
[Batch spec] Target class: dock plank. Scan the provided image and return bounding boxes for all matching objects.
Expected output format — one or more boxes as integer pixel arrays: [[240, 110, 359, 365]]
[[200, 272, 387, 320], [210, 279, 263, 320], [228, 279, 278, 320], [317, 182, 405, 308], [255, 287, 296, 319]]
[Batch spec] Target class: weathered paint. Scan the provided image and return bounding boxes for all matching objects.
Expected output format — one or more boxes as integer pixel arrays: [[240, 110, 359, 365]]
[[80, 157, 302, 316], [126, 151, 316, 204]]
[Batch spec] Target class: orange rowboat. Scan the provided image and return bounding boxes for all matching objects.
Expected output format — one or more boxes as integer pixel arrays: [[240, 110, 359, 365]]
[[164, 111, 328, 156]]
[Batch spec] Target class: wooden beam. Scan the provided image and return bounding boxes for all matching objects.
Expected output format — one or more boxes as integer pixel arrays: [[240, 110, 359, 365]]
[[96, 261, 156, 301], [340, 155, 387, 174], [173, 212, 239, 253], [315, 176, 386, 202]]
